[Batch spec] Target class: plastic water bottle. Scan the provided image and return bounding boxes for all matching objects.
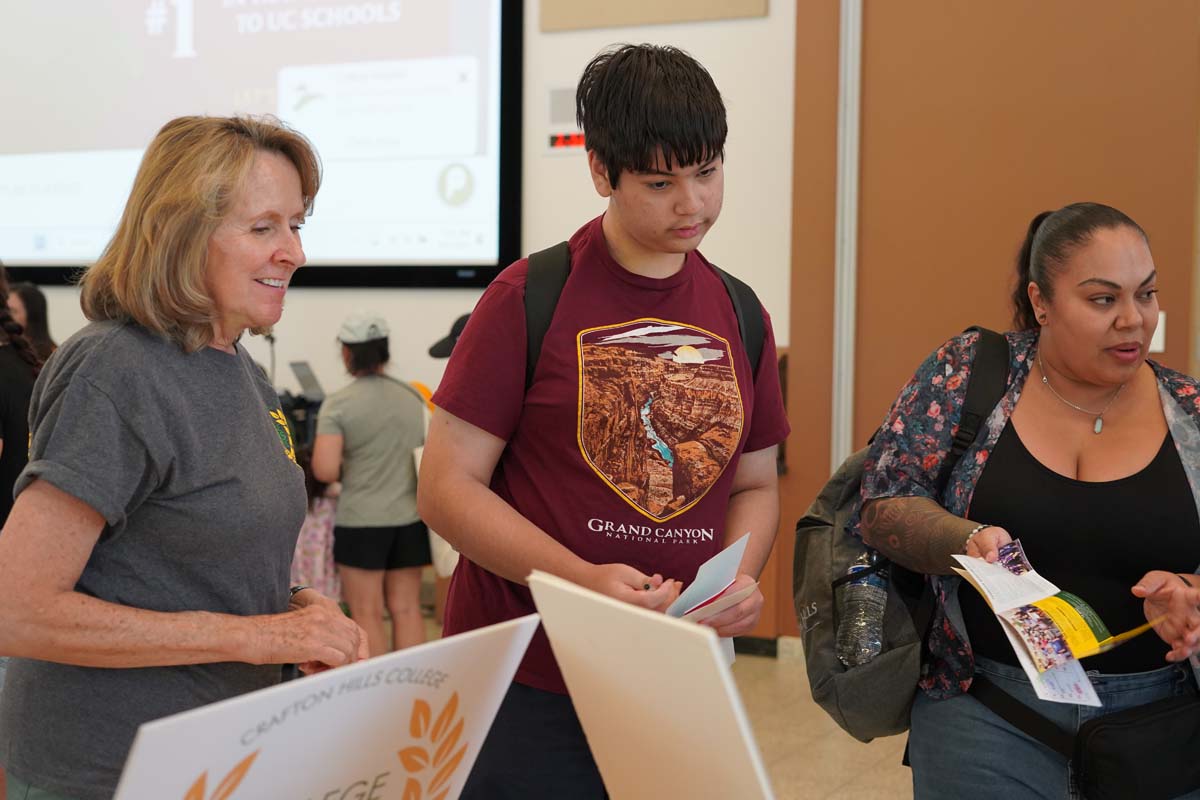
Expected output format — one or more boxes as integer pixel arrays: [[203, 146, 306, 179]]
[[836, 552, 888, 667]]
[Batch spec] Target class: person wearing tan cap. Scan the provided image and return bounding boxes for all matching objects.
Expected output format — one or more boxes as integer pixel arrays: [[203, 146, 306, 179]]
[[312, 313, 432, 657]]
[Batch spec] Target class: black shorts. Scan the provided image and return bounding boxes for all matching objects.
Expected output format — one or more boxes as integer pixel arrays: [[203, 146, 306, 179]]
[[332, 521, 432, 570]]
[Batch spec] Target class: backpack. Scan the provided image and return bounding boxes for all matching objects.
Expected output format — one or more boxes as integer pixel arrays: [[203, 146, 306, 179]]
[[522, 241, 765, 387], [792, 326, 1009, 742]]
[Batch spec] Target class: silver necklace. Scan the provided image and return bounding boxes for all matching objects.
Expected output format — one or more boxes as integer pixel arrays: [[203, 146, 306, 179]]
[[1037, 351, 1124, 434]]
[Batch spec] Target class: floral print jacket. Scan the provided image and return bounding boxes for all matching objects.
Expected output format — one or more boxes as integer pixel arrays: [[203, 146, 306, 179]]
[[858, 328, 1200, 699]]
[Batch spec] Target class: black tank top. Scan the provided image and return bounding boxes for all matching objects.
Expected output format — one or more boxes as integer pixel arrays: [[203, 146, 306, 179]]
[[962, 420, 1200, 673]]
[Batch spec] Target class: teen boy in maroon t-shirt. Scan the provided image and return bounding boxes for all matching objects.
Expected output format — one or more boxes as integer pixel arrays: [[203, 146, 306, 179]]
[[419, 43, 789, 798]]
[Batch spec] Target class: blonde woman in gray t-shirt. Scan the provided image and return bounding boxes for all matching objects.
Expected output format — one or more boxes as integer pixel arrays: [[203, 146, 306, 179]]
[[313, 314, 431, 656], [0, 116, 367, 800]]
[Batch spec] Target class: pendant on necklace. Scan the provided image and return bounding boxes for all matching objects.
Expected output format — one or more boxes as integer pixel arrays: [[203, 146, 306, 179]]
[[1094, 417, 1104, 434]]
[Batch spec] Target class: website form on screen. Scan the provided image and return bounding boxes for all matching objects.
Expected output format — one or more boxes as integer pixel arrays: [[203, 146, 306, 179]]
[[0, 0, 503, 268]]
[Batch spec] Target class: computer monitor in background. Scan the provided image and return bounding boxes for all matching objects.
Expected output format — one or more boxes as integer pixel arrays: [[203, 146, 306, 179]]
[[281, 361, 326, 449], [289, 361, 325, 404], [0, 0, 521, 288]]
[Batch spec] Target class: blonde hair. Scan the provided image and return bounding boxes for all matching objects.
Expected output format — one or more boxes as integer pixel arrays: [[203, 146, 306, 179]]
[[79, 115, 321, 352]]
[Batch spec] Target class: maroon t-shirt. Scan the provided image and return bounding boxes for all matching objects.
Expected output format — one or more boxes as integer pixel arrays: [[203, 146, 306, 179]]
[[432, 215, 790, 693]]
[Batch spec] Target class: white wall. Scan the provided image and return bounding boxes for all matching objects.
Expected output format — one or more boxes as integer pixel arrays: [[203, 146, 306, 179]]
[[39, 2, 795, 398]]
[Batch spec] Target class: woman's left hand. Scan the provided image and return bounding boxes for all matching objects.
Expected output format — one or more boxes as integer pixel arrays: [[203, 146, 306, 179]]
[[288, 588, 370, 673], [1132, 571, 1200, 662]]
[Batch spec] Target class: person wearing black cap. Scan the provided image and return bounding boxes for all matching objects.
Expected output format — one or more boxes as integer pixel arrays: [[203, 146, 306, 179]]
[[429, 313, 470, 359], [418, 44, 789, 798], [312, 312, 431, 657]]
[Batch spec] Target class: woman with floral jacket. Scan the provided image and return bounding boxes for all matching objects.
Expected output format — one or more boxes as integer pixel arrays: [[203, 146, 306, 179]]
[[860, 202, 1200, 799]]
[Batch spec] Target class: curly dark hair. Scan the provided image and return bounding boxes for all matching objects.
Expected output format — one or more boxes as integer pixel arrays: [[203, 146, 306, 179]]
[[0, 265, 42, 375], [10, 281, 55, 361]]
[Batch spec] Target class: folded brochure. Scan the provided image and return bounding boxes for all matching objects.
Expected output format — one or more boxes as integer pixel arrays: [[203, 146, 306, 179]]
[[952, 540, 1161, 707], [666, 532, 753, 664]]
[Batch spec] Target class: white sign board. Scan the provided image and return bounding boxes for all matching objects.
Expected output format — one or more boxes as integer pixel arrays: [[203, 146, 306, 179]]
[[114, 616, 538, 800], [528, 571, 774, 800]]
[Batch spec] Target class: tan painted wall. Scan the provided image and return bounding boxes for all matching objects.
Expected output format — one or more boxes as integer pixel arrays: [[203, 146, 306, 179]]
[[770, 1, 841, 638], [853, 0, 1200, 443]]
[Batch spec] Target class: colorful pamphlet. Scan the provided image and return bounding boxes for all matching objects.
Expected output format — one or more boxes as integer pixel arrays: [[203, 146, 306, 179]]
[[953, 541, 1162, 707]]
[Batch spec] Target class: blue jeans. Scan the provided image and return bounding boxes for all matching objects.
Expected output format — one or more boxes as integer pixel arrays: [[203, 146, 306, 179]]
[[909, 656, 1200, 800]]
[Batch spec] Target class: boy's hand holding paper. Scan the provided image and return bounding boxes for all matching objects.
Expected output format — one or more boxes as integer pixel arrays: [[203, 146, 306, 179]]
[[664, 532, 750, 619], [662, 533, 755, 663], [581, 562, 681, 611]]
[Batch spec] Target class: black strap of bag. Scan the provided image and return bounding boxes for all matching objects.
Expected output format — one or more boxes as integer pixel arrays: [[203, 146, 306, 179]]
[[525, 241, 572, 391], [714, 266, 765, 375], [861, 326, 1010, 625], [523, 241, 765, 391], [968, 673, 1075, 758], [971, 670, 1200, 800], [933, 326, 1009, 493]]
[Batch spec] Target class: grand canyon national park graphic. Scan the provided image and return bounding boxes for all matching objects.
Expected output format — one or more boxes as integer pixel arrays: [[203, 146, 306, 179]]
[[578, 319, 744, 521]]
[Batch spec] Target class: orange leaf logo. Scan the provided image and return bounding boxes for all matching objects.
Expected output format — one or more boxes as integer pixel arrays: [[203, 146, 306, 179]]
[[184, 751, 260, 800], [398, 693, 469, 800], [398, 746, 430, 772], [410, 698, 431, 738]]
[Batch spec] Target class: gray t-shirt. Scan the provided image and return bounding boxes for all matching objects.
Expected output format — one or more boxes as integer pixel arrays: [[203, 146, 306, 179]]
[[0, 321, 307, 800], [316, 374, 425, 527]]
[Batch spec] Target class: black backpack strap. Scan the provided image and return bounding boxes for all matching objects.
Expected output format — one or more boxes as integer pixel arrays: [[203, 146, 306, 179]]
[[969, 673, 1075, 759], [892, 326, 1009, 679], [933, 326, 1009, 495], [525, 246, 766, 389], [713, 264, 765, 379], [524, 241, 571, 391]]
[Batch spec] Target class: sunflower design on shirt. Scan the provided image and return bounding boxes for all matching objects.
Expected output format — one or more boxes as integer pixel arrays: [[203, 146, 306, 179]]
[[269, 408, 297, 463]]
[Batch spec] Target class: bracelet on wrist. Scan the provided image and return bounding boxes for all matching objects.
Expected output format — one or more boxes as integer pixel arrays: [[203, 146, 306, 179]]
[[963, 523, 993, 554]]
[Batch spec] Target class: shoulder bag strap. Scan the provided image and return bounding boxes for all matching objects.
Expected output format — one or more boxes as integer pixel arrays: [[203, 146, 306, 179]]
[[933, 326, 1009, 495], [969, 673, 1075, 758], [523, 241, 571, 391], [712, 264, 765, 380]]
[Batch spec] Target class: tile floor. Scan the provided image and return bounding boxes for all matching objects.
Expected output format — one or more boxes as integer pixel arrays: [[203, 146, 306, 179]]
[[730, 652, 912, 799]]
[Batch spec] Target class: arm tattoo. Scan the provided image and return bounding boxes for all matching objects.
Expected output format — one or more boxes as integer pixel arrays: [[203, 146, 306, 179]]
[[861, 496, 973, 575]]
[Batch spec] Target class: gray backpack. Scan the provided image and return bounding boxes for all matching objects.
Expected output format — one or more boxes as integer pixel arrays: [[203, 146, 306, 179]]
[[792, 327, 1008, 742]]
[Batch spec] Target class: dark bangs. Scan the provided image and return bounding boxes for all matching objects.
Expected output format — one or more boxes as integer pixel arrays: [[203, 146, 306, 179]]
[[576, 44, 727, 187]]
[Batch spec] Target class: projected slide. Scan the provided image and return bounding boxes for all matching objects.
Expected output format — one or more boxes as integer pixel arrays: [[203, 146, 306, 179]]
[[0, 0, 502, 266]]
